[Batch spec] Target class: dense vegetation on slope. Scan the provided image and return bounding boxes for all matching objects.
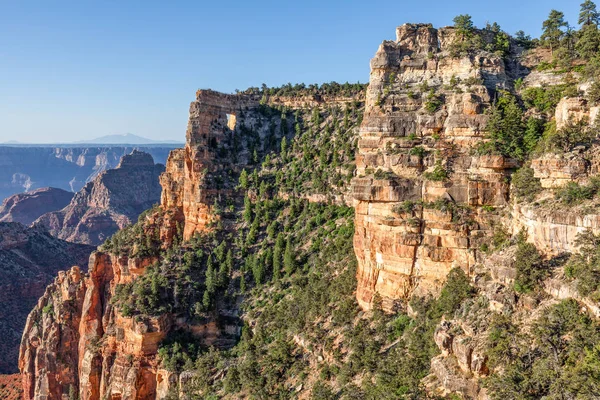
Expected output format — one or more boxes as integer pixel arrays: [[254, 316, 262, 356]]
[[96, 87, 483, 399], [88, 2, 600, 396]]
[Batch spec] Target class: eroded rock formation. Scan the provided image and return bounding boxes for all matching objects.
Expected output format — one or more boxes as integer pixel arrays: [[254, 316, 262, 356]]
[[160, 90, 260, 240], [18, 90, 275, 399], [352, 24, 518, 310], [35, 151, 165, 246]]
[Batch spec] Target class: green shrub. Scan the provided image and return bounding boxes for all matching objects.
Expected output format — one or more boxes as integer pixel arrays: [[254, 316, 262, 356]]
[[409, 146, 426, 158], [433, 268, 475, 318], [393, 200, 417, 214], [555, 178, 600, 204], [423, 162, 448, 181], [511, 167, 542, 202], [542, 119, 597, 153], [565, 231, 600, 299], [514, 236, 547, 293], [587, 80, 600, 106], [521, 84, 578, 114], [424, 90, 444, 113]]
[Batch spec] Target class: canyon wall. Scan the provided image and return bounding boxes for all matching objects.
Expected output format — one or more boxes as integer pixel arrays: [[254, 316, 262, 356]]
[[160, 90, 259, 240], [35, 151, 165, 246], [0, 146, 174, 203], [352, 24, 518, 310]]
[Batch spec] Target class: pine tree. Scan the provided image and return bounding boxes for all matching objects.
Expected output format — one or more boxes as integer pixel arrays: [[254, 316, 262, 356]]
[[239, 169, 249, 189], [217, 261, 228, 288], [225, 249, 234, 275], [251, 169, 259, 189], [273, 233, 284, 280], [577, 3, 600, 62], [215, 241, 226, 262], [577, 23, 600, 59], [243, 195, 253, 223], [311, 107, 321, 125], [252, 258, 265, 285], [580, 0, 600, 26], [283, 238, 296, 276], [240, 273, 246, 293], [202, 290, 211, 309], [487, 92, 526, 160], [205, 255, 216, 294], [541, 10, 568, 55], [453, 14, 474, 39]]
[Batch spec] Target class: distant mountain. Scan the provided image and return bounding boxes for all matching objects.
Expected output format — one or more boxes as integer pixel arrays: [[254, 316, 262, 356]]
[[75, 133, 183, 145], [0, 140, 21, 145]]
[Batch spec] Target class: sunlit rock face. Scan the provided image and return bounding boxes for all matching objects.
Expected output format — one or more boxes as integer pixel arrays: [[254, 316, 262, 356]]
[[352, 24, 517, 310]]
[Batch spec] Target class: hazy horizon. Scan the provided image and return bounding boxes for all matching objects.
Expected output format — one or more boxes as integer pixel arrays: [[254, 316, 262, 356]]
[[0, 133, 185, 145], [0, 0, 581, 143]]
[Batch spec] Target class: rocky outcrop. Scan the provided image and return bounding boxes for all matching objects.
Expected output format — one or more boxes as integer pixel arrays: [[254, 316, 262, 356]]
[[513, 204, 600, 255], [19, 247, 241, 399], [352, 24, 518, 310], [0, 146, 175, 203], [18, 90, 280, 399], [160, 90, 260, 240], [554, 96, 599, 130], [425, 320, 489, 399], [0, 187, 74, 226], [35, 151, 165, 246], [0, 223, 93, 374]]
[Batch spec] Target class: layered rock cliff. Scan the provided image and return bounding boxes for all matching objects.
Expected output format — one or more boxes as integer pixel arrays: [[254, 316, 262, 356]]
[[35, 151, 165, 246], [160, 90, 259, 240], [0, 187, 74, 226], [352, 24, 519, 310], [0, 223, 93, 374]]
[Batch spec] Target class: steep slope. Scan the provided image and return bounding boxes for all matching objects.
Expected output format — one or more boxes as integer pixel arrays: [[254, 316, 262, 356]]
[[35, 151, 165, 245], [352, 23, 521, 310], [19, 85, 365, 399], [0, 223, 93, 374], [0, 187, 74, 225], [18, 18, 600, 400], [0, 145, 174, 202]]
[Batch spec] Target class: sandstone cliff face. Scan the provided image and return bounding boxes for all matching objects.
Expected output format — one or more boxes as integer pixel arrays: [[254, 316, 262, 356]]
[[160, 90, 260, 240], [0, 223, 93, 374], [0, 187, 74, 226], [0, 146, 174, 203], [35, 151, 165, 246], [352, 24, 518, 310], [19, 253, 178, 400]]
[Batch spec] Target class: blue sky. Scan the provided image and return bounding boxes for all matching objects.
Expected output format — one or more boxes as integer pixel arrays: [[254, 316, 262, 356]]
[[0, 0, 582, 143]]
